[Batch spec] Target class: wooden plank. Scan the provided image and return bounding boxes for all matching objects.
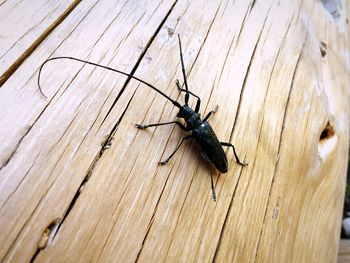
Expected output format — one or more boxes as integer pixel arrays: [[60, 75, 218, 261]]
[[0, 0, 178, 261], [35, 0, 234, 261], [338, 239, 350, 263], [0, 0, 81, 85], [0, 0, 349, 262]]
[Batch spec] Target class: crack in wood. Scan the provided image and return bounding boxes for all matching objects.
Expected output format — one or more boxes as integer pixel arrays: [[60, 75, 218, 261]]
[[26, 80, 134, 263], [234, 3, 252, 49], [4, 62, 88, 172], [231, 5, 269, 135], [0, 0, 83, 87], [277, 34, 306, 155], [2, 5, 56, 59], [133, 1, 226, 259], [253, 27, 308, 263], [135, 213, 156, 262], [212, 167, 244, 262], [0, 150, 41, 213], [1, 0, 347, 261], [153, 0, 222, 172], [89, 4, 226, 258], [250, 0, 257, 13], [0, 124, 32, 170], [2, 173, 53, 262], [100, 143, 181, 262], [26, 2, 180, 262], [211, 2, 275, 260], [217, 32, 236, 86], [26, 0, 103, 95], [100, 1, 178, 128], [29, 218, 61, 263], [250, 13, 293, 180], [163, 170, 196, 261]]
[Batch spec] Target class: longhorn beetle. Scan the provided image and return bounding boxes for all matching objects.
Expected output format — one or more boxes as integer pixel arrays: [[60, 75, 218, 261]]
[[38, 34, 247, 201]]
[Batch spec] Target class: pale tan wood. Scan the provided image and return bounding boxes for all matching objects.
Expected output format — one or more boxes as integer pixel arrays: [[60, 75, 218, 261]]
[[0, 0, 178, 261], [338, 239, 350, 263], [0, 0, 81, 84], [0, 0, 349, 262]]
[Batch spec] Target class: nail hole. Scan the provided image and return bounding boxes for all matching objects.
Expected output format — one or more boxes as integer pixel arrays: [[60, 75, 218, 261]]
[[165, 26, 174, 37], [320, 121, 334, 141], [318, 121, 337, 159], [320, 42, 327, 57], [38, 218, 61, 249]]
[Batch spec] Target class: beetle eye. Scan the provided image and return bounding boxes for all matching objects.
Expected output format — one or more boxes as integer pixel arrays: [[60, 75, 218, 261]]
[[177, 110, 184, 118]]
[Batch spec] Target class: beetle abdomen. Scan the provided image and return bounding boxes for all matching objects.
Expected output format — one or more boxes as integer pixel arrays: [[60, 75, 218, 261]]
[[192, 121, 228, 173]]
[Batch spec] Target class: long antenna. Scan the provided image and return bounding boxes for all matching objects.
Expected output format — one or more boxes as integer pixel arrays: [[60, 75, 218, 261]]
[[38, 56, 181, 108], [177, 34, 190, 105]]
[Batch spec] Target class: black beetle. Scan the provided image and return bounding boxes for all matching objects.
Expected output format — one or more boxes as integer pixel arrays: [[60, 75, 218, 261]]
[[38, 34, 247, 201]]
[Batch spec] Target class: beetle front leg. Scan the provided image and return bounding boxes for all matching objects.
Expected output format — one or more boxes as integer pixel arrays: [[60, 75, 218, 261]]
[[135, 121, 189, 131], [220, 142, 247, 166]]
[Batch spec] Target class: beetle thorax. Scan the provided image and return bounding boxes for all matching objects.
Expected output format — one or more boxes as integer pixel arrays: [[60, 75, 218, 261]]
[[177, 106, 202, 130]]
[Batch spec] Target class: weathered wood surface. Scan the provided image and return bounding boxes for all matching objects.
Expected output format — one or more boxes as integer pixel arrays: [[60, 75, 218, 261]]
[[338, 239, 350, 263], [0, 0, 81, 85], [0, 0, 349, 262]]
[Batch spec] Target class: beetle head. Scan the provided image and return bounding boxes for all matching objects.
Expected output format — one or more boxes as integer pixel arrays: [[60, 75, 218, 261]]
[[177, 106, 193, 119]]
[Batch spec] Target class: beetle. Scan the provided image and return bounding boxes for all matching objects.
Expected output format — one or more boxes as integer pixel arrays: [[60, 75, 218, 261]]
[[38, 34, 247, 201]]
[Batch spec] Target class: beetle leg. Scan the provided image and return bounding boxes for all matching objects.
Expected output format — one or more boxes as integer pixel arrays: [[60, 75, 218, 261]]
[[176, 79, 201, 113], [135, 121, 190, 131], [159, 135, 192, 165], [202, 105, 219, 122], [220, 142, 248, 166], [208, 163, 217, 201]]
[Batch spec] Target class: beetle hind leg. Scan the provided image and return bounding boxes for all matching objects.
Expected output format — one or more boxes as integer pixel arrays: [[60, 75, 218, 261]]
[[220, 142, 247, 166], [209, 164, 217, 202]]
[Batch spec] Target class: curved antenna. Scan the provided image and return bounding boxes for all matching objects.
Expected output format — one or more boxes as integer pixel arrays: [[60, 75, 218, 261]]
[[177, 34, 190, 105], [38, 56, 181, 108]]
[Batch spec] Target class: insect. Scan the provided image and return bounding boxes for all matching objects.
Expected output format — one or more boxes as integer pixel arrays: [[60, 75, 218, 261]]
[[38, 34, 247, 201]]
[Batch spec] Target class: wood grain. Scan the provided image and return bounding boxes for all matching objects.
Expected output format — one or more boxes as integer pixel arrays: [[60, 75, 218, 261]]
[[0, 0, 349, 262], [338, 239, 350, 263], [0, 0, 81, 85]]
